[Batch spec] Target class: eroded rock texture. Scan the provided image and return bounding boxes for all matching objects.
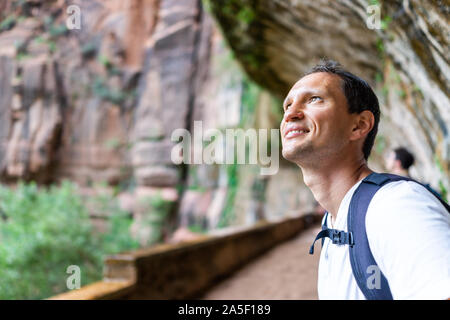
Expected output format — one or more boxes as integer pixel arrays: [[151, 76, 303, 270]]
[[0, 0, 220, 242], [0, 0, 210, 188], [0, 0, 315, 242], [0, 0, 447, 241], [209, 0, 449, 190]]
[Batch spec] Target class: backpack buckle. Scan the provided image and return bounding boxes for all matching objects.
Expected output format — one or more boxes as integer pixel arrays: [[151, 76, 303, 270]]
[[331, 230, 354, 246], [332, 230, 342, 244], [348, 231, 354, 247]]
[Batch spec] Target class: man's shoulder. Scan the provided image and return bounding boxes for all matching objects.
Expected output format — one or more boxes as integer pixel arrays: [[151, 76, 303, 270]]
[[366, 179, 449, 229], [364, 180, 450, 300], [372, 179, 443, 207]]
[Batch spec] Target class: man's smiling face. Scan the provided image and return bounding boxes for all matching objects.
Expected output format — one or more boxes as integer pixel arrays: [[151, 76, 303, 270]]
[[280, 72, 356, 165]]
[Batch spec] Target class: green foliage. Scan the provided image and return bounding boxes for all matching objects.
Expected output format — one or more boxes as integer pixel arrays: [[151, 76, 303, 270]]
[[237, 7, 255, 25], [43, 17, 68, 38], [81, 41, 97, 58], [187, 165, 202, 191], [47, 40, 56, 53], [12, 0, 28, 13], [48, 23, 68, 38], [433, 155, 449, 201], [201, 0, 212, 13], [104, 138, 122, 150], [374, 135, 387, 155], [138, 193, 175, 245], [434, 154, 445, 174], [218, 163, 239, 228], [438, 180, 448, 202], [396, 88, 406, 99], [188, 224, 207, 234], [412, 84, 423, 97], [91, 191, 140, 254], [375, 72, 384, 84], [0, 181, 139, 299], [0, 182, 98, 299], [381, 15, 392, 31], [376, 38, 385, 57], [92, 53, 135, 105], [14, 39, 29, 61], [240, 79, 260, 128], [16, 51, 30, 61], [92, 77, 134, 105], [0, 15, 16, 31], [32, 34, 56, 53], [98, 54, 113, 69]]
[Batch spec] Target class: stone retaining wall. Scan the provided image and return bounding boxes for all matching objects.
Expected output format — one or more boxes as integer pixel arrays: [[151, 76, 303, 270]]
[[50, 213, 321, 300]]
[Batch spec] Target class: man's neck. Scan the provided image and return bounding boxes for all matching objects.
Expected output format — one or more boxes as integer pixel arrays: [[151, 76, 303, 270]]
[[392, 168, 409, 177], [300, 158, 372, 225]]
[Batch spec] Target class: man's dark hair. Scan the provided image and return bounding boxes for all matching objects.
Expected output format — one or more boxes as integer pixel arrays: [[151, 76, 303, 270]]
[[393, 147, 415, 170], [305, 59, 380, 160]]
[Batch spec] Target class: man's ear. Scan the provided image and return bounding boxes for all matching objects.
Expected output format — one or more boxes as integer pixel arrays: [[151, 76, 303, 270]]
[[350, 110, 374, 141], [394, 159, 403, 170]]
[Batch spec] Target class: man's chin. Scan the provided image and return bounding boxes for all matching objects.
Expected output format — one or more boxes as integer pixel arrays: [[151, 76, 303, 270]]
[[282, 149, 304, 163], [282, 145, 314, 164]]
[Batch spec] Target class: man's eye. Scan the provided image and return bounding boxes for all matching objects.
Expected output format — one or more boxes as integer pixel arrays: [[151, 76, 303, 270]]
[[284, 103, 292, 110], [310, 96, 322, 103]]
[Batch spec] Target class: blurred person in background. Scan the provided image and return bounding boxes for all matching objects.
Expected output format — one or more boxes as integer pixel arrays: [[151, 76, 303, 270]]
[[385, 147, 414, 177], [385, 147, 442, 198]]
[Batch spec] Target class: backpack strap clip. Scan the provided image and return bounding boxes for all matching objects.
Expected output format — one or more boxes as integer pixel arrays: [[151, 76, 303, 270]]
[[309, 227, 354, 255], [332, 229, 354, 246]]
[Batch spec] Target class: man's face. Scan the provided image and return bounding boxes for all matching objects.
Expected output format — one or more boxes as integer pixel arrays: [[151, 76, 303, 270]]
[[280, 72, 356, 165], [384, 151, 397, 171]]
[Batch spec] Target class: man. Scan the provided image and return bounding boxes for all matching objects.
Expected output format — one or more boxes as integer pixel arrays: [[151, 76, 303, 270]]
[[280, 59, 450, 299], [385, 147, 442, 198], [385, 147, 415, 177]]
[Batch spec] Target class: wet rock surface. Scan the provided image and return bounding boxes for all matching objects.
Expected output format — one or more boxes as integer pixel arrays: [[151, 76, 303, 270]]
[[209, 0, 449, 190]]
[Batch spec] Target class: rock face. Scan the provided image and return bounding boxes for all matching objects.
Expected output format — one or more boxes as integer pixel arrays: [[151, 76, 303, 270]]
[[0, 0, 447, 241], [0, 0, 211, 240], [0, 0, 316, 242], [208, 0, 449, 192], [207, 0, 380, 96]]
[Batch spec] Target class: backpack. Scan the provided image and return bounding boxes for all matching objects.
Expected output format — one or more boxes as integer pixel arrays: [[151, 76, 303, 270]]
[[309, 172, 450, 300]]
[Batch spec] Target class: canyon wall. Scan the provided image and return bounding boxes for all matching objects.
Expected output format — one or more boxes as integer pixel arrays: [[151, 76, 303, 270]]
[[0, 0, 315, 244], [208, 0, 449, 193], [0, 0, 447, 244]]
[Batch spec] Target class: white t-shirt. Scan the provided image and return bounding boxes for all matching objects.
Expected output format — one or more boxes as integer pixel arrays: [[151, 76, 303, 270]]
[[317, 179, 450, 300]]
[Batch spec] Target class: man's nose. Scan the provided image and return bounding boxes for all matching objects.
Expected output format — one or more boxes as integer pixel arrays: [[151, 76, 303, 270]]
[[283, 102, 304, 122]]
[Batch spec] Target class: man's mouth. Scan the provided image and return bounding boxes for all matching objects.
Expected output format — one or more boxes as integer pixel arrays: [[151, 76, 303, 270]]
[[284, 128, 310, 139]]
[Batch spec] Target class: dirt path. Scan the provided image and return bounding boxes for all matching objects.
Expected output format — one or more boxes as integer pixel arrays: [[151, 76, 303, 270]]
[[201, 226, 321, 300]]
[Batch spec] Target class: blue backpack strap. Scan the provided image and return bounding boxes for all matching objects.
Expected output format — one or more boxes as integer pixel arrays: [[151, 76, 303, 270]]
[[348, 173, 394, 300], [309, 172, 448, 300], [309, 212, 354, 255], [424, 184, 442, 199], [348, 172, 449, 300]]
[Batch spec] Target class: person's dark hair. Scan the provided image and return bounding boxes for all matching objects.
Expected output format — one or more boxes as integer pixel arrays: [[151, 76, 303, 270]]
[[393, 147, 415, 170], [305, 59, 380, 160]]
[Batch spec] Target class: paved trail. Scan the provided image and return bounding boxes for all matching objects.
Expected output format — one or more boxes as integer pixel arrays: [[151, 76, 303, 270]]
[[201, 226, 321, 300]]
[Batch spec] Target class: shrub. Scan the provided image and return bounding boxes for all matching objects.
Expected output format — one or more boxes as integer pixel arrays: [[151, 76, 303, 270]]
[[0, 181, 138, 299]]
